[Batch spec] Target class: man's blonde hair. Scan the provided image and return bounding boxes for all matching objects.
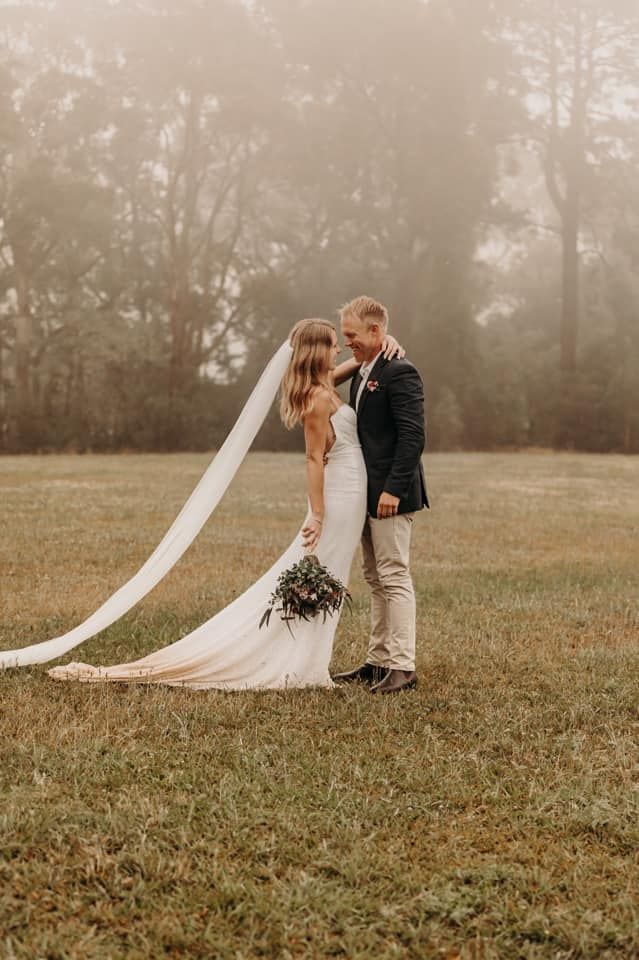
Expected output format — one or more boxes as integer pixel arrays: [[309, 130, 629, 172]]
[[340, 295, 389, 330]]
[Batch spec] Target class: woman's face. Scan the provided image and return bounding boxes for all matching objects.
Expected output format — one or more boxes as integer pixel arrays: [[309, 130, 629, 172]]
[[328, 330, 340, 371]]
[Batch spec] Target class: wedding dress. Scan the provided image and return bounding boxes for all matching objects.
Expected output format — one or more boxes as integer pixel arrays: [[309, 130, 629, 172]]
[[47, 404, 367, 690], [0, 342, 367, 685]]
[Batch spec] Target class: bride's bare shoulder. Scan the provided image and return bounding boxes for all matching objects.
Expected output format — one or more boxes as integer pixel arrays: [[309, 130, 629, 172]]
[[303, 387, 332, 424], [310, 385, 332, 404]]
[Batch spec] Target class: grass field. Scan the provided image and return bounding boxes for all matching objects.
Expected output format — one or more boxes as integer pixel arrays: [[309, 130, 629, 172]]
[[1, 451, 639, 959]]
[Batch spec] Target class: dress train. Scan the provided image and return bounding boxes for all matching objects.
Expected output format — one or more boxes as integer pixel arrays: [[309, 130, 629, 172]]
[[48, 405, 367, 690]]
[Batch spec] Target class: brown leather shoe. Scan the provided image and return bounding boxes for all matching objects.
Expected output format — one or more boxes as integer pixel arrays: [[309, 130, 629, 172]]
[[370, 669, 417, 695], [332, 663, 387, 686]]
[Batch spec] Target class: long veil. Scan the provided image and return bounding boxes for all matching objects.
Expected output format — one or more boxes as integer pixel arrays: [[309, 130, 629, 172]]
[[1, 340, 294, 669]]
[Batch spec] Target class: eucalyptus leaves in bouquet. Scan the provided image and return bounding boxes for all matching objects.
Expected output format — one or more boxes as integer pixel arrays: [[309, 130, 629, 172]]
[[259, 554, 351, 634]]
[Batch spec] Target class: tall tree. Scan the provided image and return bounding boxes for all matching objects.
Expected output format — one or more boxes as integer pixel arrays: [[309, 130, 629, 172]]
[[510, 0, 639, 443], [258, 0, 513, 442], [0, 5, 113, 448]]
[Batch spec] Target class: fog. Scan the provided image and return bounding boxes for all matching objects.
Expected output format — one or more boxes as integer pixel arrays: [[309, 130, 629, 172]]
[[1, 0, 638, 453]]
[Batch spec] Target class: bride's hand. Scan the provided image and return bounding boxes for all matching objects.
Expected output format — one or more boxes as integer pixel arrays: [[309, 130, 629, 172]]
[[382, 334, 406, 360], [302, 516, 323, 552]]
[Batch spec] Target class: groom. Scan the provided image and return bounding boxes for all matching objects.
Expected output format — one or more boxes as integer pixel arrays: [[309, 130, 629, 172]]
[[334, 296, 428, 694]]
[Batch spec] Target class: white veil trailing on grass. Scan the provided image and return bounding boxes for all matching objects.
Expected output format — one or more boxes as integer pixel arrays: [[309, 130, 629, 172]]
[[0, 340, 294, 669]]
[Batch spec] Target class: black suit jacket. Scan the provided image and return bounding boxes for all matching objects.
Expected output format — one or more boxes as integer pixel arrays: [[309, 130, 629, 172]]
[[350, 355, 429, 517]]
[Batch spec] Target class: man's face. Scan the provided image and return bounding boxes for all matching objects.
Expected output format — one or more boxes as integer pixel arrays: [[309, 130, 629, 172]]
[[341, 313, 380, 364]]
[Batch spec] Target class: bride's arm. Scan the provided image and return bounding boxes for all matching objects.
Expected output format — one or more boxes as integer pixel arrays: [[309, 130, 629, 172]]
[[333, 334, 407, 386], [333, 357, 360, 387], [301, 390, 332, 553]]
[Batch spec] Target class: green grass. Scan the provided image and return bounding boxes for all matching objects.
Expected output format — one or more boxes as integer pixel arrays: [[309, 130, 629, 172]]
[[1, 451, 639, 959]]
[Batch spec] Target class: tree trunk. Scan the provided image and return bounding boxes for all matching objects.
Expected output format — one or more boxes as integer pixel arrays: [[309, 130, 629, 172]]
[[14, 269, 33, 448], [556, 183, 581, 448], [560, 195, 579, 375], [0, 338, 4, 452], [550, 1, 591, 446], [167, 90, 202, 441]]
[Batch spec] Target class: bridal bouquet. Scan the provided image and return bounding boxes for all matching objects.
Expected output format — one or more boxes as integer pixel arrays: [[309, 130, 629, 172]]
[[259, 555, 351, 633]]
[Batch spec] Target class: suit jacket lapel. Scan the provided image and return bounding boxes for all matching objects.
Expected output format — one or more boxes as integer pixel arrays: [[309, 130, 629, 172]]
[[357, 355, 387, 418]]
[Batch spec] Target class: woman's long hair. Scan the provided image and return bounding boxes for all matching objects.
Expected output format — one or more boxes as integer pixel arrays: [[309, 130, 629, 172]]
[[280, 319, 335, 429]]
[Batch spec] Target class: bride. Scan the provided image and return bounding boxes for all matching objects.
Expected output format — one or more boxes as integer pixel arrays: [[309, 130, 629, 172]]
[[1, 319, 402, 689]]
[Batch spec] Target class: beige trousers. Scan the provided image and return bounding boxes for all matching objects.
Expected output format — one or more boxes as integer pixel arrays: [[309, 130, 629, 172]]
[[361, 513, 416, 671]]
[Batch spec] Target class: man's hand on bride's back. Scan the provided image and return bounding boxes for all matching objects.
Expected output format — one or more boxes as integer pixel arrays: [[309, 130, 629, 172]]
[[382, 335, 406, 360]]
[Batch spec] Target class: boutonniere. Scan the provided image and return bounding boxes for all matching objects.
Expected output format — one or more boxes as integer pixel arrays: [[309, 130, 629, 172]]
[[366, 380, 383, 393]]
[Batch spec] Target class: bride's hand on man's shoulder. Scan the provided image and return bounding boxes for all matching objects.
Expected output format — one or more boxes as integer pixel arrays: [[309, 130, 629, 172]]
[[382, 335, 406, 360]]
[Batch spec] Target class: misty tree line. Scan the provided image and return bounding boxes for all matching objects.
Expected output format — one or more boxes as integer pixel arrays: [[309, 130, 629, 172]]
[[1, 0, 638, 454]]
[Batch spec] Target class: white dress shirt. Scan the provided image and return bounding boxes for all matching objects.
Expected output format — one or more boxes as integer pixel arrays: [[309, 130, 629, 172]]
[[355, 350, 384, 412]]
